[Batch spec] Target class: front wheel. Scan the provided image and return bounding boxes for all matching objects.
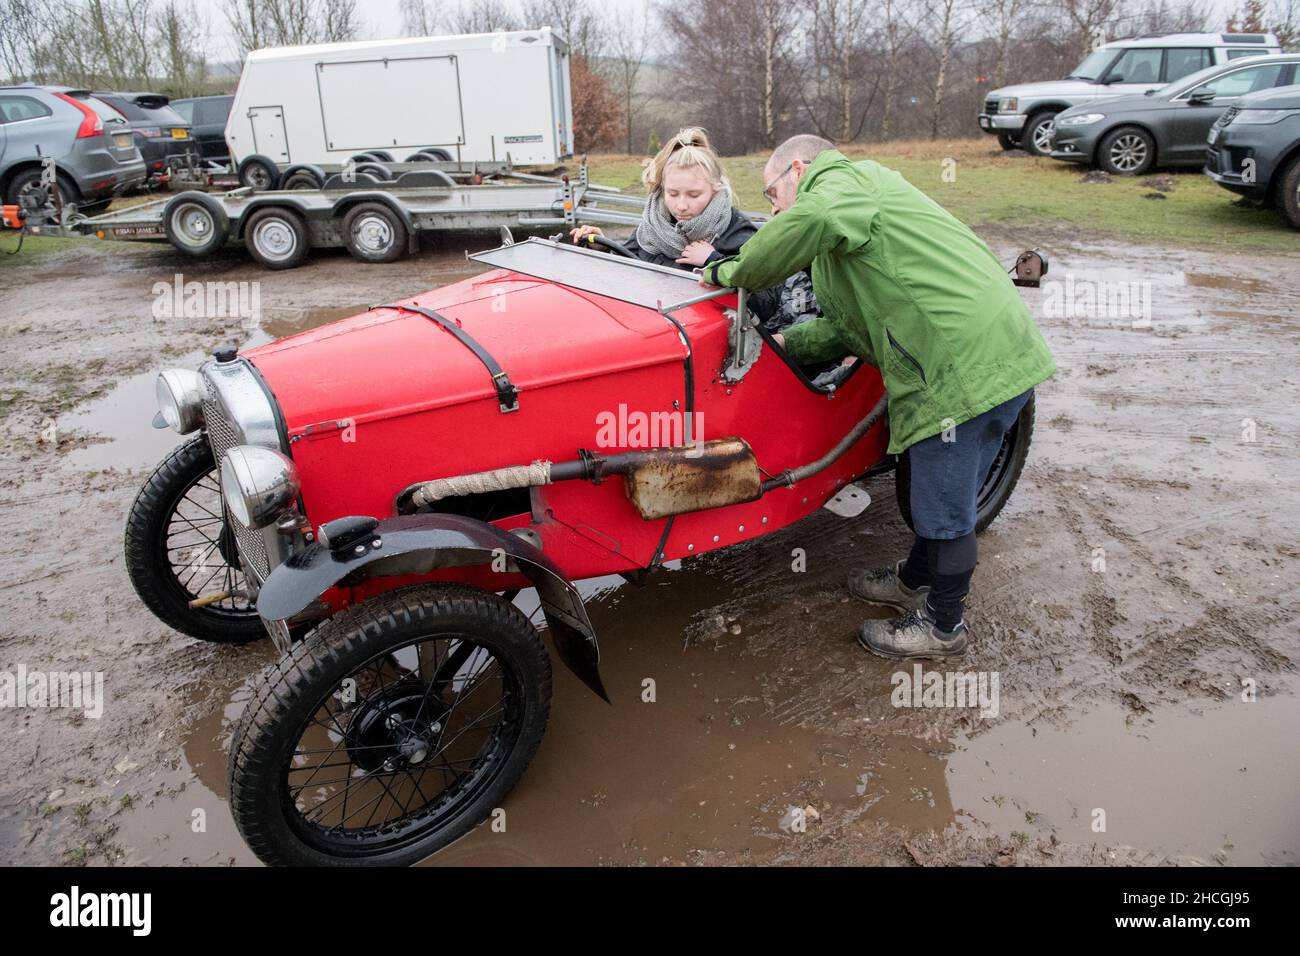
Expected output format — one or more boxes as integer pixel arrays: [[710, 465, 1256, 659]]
[[895, 392, 1035, 535], [229, 584, 552, 866], [125, 436, 264, 643], [1098, 126, 1155, 176], [1277, 155, 1300, 230], [1022, 112, 1058, 156]]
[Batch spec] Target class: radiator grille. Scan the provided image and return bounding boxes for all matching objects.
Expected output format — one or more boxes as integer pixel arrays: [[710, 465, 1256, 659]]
[[203, 385, 270, 578]]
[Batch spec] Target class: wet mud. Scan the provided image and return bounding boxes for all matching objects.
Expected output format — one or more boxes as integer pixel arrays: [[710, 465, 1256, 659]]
[[0, 224, 1296, 866]]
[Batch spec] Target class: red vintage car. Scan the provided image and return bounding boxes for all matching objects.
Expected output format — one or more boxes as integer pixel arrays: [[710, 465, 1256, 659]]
[[125, 237, 1034, 866]]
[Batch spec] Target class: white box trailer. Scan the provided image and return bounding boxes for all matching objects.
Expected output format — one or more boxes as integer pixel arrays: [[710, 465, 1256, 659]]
[[225, 28, 574, 170]]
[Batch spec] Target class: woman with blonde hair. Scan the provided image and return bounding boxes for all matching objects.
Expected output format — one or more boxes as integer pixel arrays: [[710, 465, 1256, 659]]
[[570, 128, 768, 274]]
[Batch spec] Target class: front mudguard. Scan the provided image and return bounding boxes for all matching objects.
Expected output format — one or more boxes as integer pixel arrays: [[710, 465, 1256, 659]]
[[256, 513, 608, 702]]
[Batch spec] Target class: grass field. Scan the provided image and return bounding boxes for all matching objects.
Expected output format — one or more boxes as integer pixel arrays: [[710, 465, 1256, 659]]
[[586, 138, 1299, 253], [4, 138, 1295, 267]]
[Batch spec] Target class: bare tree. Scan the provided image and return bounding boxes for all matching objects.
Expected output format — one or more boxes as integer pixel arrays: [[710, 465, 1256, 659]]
[[800, 0, 873, 141], [0, 0, 48, 81], [156, 0, 210, 96], [521, 0, 605, 60], [399, 0, 438, 37], [441, 0, 520, 34], [225, 0, 359, 58], [984, 0, 1024, 88], [606, 4, 653, 153]]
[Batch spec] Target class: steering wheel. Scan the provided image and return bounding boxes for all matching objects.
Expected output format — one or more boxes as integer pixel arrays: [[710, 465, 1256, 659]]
[[576, 233, 636, 259]]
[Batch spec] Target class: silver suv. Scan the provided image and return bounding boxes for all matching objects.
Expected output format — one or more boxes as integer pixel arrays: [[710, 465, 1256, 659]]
[[979, 32, 1283, 155], [0, 85, 147, 211]]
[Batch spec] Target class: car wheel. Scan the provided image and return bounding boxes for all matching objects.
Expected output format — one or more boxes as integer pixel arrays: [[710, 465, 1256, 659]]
[[6, 168, 82, 207], [1278, 154, 1300, 230], [228, 583, 552, 866], [243, 206, 310, 270], [996, 131, 1021, 151], [895, 392, 1035, 535], [342, 201, 409, 263], [162, 192, 230, 257], [238, 155, 280, 191], [124, 436, 265, 643], [1022, 112, 1058, 156], [1098, 126, 1156, 176]]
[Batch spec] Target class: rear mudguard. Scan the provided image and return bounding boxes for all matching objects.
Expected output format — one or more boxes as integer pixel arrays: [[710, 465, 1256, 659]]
[[257, 513, 608, 702]]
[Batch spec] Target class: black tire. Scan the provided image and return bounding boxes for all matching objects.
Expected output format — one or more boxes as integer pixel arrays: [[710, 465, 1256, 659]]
[[895, 392, 1036, 536], [125, 436, 265, 644], [996, 131, 1021, 151], [352, 161, 392, 181], [229, 583, 552, 866], [162, 191, 230, 257], [281, 166, 323, 190], [419, 148, 452, 162], [1097, 125, 1156, 176], [1022, 112, 1059, 156], [238, 155, 280, 191], [1277, 154, 1300, 230], [342, 201, 409, 263], [5, 167, 81, 207], [406, 151, 433, 162], [349, 153, 382, 164], [366, 150, 395, 163], [243, 206, 310, 270]]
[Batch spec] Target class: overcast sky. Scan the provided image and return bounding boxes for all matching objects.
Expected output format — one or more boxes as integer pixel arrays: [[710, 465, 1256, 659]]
[[191, 0, 1243, 65]]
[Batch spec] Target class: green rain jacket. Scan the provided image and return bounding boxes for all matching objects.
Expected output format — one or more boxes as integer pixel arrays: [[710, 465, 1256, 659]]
[[703, 150, 1056, 454]]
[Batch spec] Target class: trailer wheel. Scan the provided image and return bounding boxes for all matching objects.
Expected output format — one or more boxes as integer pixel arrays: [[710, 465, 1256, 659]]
[[367, 150, 395, 163], [406, 151, 433, 162], [349, 153, 382, 164], [162, 192, 230, 257], [420, 148, 452, 162], [244, 207, 310, 270], [352, 162, 392, 181], [282, 169, 323, 190], [238, 155, 280, 191], [342, 202, 409, 264]]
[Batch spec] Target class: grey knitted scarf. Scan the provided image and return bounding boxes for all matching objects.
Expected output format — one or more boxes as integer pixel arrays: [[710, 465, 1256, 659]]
[[634, 187, 734, 258]]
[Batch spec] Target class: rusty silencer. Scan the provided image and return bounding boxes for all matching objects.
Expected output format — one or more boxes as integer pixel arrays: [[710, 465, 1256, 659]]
[[618, 438, 762, 520]]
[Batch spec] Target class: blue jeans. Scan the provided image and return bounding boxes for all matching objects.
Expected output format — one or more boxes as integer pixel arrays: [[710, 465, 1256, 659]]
[[905, 389, 1033, 540]]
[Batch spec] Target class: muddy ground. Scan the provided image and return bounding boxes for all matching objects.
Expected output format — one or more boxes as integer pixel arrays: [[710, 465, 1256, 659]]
[[0, 219, 1296, 867]]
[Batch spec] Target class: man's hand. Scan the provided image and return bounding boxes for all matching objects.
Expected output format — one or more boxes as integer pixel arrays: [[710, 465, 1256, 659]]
[[772, 332, 785, 347], [676, 240, 715, 267]]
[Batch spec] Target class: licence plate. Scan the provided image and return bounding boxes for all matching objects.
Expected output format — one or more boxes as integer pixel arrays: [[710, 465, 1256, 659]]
[[171, 128, 188, 139], [1207, 127, 1219, 145], [978, 116, 990, 129], [114, 133, 133, 148]]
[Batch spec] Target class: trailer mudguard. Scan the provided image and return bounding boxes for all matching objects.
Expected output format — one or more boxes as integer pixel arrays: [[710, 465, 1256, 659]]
[[256, 512, 609, 701], [231, 195, 314, 237]]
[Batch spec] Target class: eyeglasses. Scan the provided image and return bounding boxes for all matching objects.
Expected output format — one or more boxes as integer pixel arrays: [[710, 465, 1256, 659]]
[[762, 162, 795, 203]]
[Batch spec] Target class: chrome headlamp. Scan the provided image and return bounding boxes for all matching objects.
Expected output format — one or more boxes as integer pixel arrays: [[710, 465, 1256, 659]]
[[220, 445, 300, 529], [1058, 113, 1105, 127], [998, 97, 1018, 113], [155, 369, 205, 434]]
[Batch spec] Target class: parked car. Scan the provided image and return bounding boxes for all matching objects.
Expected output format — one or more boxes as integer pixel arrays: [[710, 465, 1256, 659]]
[[170, 94, 232, 164], [1205, 83, 1300, 229], [979, 32, 1282, 155], [0, 84, 145, 209], [124, 237, 1038, 865], [92, 90, 198, 184], [1049, 54, 1300, 175]]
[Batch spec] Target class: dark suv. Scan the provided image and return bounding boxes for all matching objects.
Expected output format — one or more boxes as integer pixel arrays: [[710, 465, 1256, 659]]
[[93, 91, 198, 184], [170, 95, 232, 164], [0, 85, 145, 209], [1205, 83, 1300, 229]]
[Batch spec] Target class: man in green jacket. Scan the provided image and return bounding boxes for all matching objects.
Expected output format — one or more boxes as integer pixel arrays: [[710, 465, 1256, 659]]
[[701, 135, 1055, 660]]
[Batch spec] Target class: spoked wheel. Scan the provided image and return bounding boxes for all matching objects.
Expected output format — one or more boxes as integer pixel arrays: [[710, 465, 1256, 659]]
[[895, 392, 1035, 535], [229, 584, 552, 866], [125, 436, 264, 642]]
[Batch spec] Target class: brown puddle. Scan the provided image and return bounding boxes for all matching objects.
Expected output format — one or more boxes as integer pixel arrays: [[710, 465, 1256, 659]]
[[55, 304, 371, 472]]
